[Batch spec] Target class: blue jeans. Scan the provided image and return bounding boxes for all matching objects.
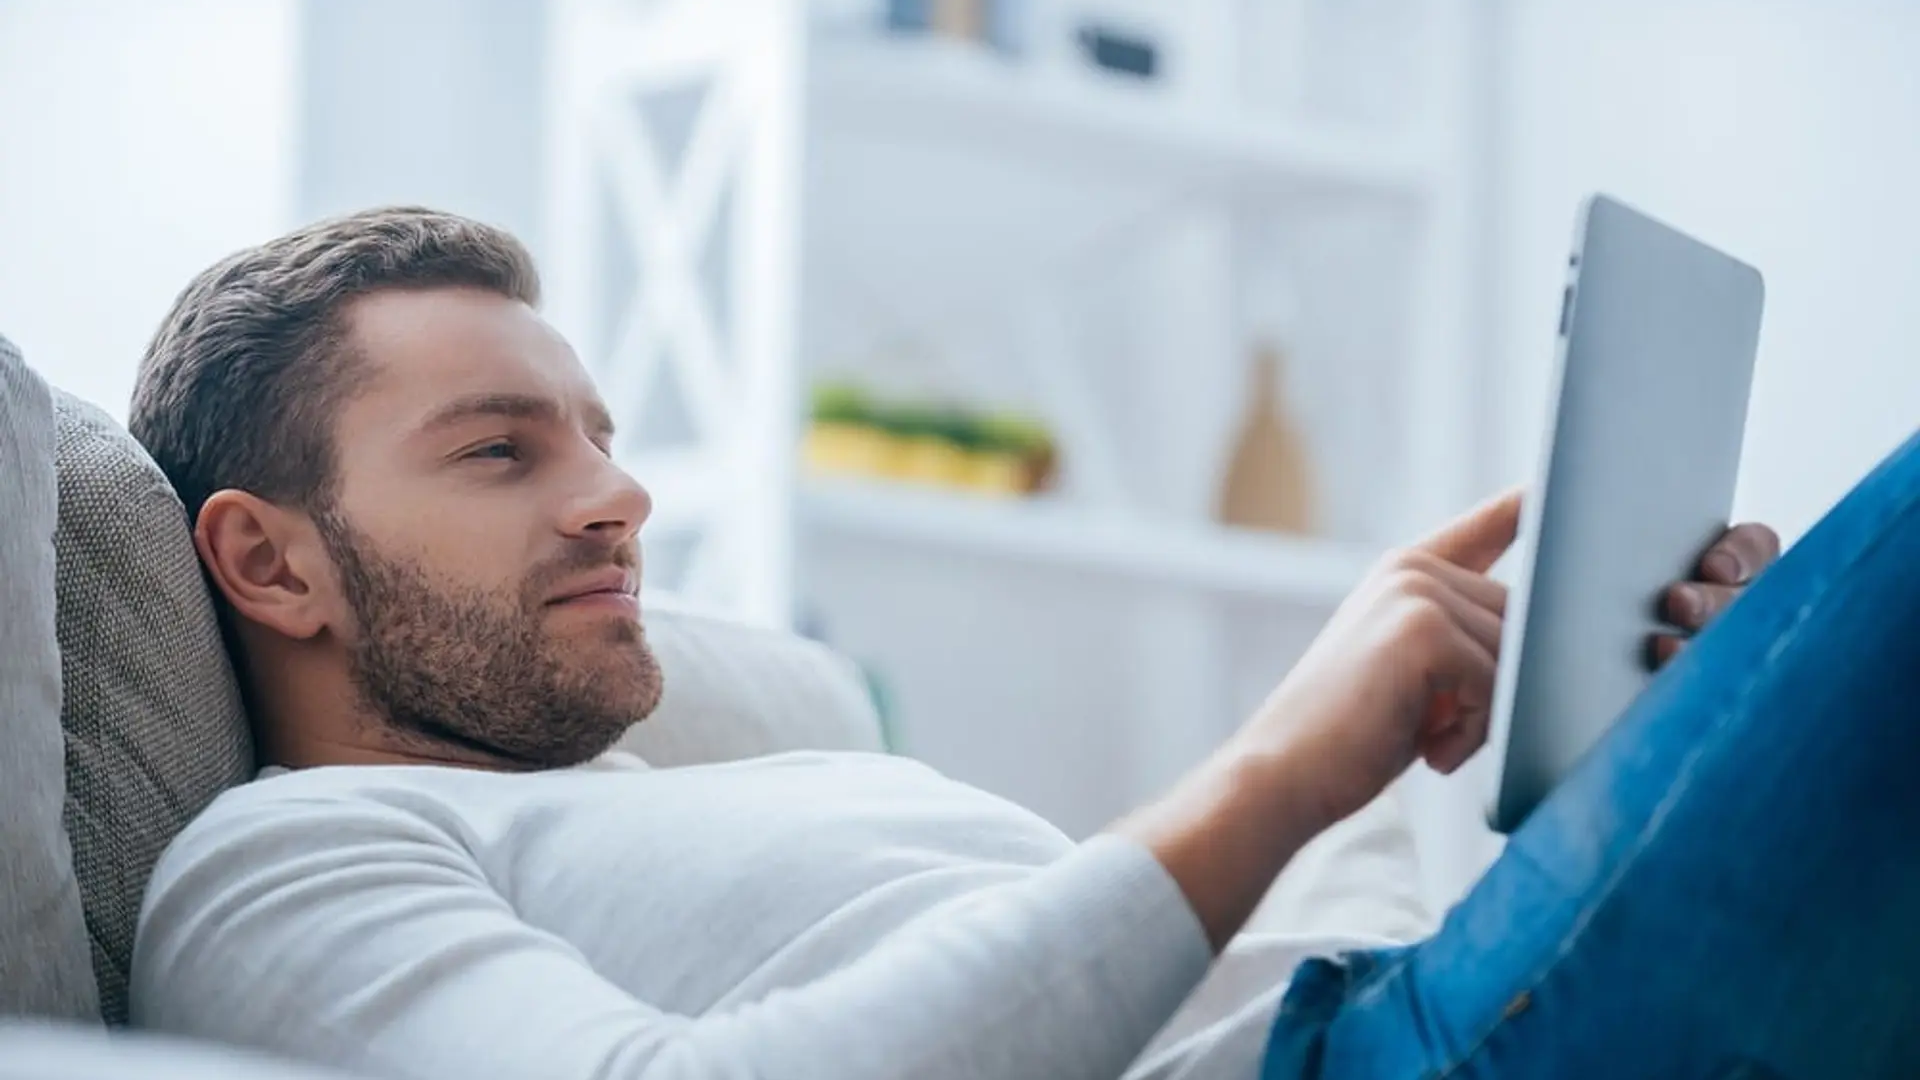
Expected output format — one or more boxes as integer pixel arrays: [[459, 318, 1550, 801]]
[[1265, 428, 1920, 1079]]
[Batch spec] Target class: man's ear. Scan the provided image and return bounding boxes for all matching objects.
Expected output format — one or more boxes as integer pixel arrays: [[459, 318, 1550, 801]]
[[193, 490, 335, 641]]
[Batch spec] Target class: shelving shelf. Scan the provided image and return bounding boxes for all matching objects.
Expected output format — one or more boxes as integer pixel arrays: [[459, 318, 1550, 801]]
[[810, 35, 1434, 198], [801, 478, 1376, 606]]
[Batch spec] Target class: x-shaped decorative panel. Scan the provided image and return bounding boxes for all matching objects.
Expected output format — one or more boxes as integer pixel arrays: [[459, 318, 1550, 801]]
[[546, 0, 804, 626]]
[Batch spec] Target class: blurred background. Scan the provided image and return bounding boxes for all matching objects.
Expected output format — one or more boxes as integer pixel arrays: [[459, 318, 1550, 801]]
[[2, 0, 1915, 911]]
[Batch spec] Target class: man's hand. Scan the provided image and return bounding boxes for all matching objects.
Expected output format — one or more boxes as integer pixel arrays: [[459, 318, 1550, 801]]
[[1648, 523, 1783, 667], [1117, 491, 1521, 949], [1238, 489, 1522, 823], [1248, 507, 1782, 821]]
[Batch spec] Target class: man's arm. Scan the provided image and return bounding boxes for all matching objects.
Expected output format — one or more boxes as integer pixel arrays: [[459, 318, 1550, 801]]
[[132, 794, 1213, 1080]]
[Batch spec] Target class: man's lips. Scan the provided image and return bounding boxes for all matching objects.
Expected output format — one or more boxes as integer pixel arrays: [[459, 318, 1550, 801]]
[[550, 590, 641, 617], [545, 568, 640, 607]]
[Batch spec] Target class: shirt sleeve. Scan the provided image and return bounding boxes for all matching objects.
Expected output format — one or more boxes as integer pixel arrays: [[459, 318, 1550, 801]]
[[131, 794, 1213, 1080]]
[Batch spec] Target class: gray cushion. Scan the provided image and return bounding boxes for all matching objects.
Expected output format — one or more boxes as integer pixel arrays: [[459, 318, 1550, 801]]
[[0, 338, 100, 1022], [50, 394, 253, 1025]]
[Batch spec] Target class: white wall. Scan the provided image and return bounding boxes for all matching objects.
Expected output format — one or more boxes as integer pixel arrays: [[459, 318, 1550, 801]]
[[0, 0, 298, 416], [298, 0, 547, 251], [1494, 0, 1920, 542], [0, 0, 549, 421]]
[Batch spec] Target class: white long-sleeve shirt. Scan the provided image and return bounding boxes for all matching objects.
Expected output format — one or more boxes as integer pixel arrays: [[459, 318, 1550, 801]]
[[130, 750, 1432, 1080]]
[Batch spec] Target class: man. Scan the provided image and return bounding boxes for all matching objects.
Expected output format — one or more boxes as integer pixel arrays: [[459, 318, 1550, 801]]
[[126, 208, 1918, 1078]]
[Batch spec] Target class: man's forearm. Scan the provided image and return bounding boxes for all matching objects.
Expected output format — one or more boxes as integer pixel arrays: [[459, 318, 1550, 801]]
[[1114, 735, 1342, 952]]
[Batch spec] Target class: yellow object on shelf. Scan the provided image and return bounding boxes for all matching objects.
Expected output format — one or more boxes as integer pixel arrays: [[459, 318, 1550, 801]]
[[965, 451, 1029, 497], [801, 378, 1059, 500], [803, 421, 1039, 499], [804, 422, 902, 478], [895, 435, 977, 488]]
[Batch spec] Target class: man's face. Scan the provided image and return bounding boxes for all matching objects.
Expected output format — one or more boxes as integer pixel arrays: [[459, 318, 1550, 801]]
[[317, 286, 661, 768]]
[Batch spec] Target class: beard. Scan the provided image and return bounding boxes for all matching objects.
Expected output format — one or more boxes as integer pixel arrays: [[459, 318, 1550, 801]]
[[316, 511, 663, 769]]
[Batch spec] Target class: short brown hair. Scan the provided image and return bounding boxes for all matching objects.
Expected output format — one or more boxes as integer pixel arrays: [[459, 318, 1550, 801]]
[[131, 206, 540, 521]]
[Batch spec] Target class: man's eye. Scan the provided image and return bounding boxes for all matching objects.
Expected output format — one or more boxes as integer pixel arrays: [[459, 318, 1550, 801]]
[[465, 441, 521, 462]]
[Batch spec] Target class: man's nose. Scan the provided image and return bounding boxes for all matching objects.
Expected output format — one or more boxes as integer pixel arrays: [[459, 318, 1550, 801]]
[[560, 456, 652, 544]]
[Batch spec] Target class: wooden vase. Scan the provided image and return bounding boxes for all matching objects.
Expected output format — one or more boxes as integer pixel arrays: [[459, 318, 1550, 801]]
[[1216, 344, 1316, 535], [930, 0, 987, 41]]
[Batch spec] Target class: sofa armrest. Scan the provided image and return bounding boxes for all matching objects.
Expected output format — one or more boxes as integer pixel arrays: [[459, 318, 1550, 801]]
[[0, 337, 101, 1021]]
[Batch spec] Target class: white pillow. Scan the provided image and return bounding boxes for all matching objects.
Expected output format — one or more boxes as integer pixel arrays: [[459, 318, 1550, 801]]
[[621, 605, 885, 767]]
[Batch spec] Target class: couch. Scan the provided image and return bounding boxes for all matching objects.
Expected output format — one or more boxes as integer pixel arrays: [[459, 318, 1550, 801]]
[[0, 332, 1430, 1075]]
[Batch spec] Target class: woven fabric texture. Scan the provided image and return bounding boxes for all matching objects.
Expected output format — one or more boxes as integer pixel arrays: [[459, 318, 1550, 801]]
[[50, 391, 253, 1025]]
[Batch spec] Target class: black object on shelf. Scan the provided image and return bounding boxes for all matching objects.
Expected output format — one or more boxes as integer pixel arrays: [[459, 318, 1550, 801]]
[[1075, 23, 1158, 79]]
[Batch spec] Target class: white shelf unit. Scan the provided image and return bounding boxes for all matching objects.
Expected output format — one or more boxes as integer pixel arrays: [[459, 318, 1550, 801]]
[[546, 0, 1493, 874], [808, 36, 1434, 197], [803, 478, 1376, 605]]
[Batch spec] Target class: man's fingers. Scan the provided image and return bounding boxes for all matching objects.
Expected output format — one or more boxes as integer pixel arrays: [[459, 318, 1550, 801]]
[[1425, 575, 1503, 658], [1423, 718, 1487, 775], [1417, 488, 1523, 573], [1646, 633, 1686, 670], [1700, 522, 1782, 585], [1385, 556, 1503, 657], [1422, 689, 1492, 773], [1410, 551, 1509, 617], [1649, 524, 1779, 670], [1421, 622, 1497, 774], [1661, 581, 1741, 632]]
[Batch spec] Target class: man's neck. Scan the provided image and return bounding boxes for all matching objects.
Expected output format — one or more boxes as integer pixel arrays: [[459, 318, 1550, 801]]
[[257, 724, 523, 772]]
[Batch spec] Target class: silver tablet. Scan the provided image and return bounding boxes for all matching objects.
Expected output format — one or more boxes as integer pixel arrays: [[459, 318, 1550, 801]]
[[1488, 195, 1764, 833]]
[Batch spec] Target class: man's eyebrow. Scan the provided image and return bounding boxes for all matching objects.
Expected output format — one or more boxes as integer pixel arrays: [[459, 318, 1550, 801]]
[[418, 392, 559, 433], [583, 400, 616, 440], [417, 393, 615, 439]]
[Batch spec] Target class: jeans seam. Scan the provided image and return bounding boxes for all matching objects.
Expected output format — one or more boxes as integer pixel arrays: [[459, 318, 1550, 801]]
[[1430, 475, 1920, 1078], [1276, 948, 1411, 1023]]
